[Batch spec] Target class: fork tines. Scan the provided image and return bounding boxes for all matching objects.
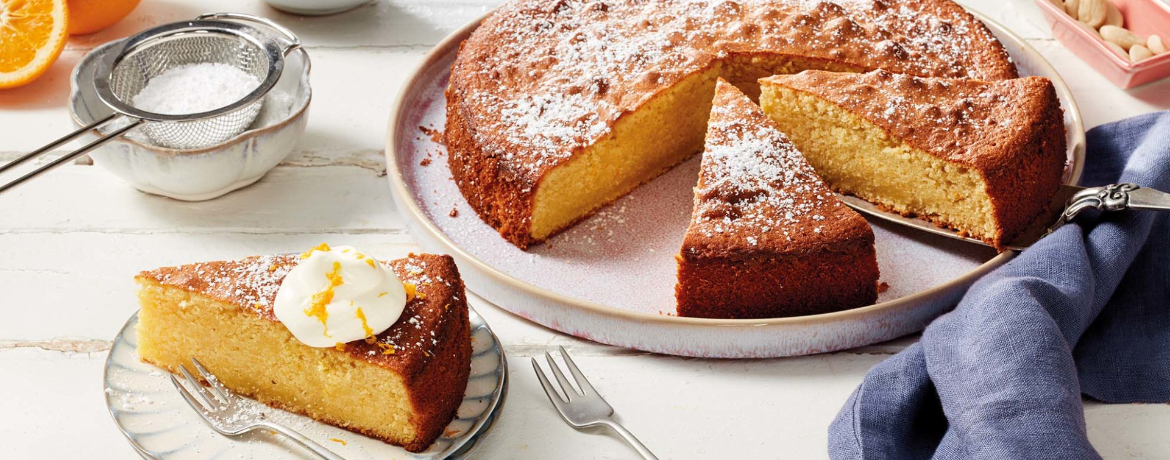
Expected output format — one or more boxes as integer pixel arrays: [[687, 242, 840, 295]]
[[170, 358, 232, 414], [531, 346, 660, 460], [532, 346, 598, 403]]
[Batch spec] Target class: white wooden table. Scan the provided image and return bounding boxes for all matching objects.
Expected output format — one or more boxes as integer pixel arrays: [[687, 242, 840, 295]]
[[2, 0, 1169, 458]]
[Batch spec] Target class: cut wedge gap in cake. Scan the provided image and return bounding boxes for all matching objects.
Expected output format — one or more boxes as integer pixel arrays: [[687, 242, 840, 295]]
[[758, 70, 1067, 250], [675, 80, 880, 319], [446, 0, 1020, 248]]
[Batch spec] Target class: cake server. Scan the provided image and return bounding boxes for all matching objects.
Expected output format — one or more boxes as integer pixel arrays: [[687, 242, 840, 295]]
[[841, 183, 1170, 251], [0, 13, 300, 195]]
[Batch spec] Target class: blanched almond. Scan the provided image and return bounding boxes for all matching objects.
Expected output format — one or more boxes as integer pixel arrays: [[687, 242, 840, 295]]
[[1105, 40, 1129, 58], [1078, 0, 1108, 28], [1104, 0, 1123, 28], [1130, 44, 1154, 61], [1100, 25, 1142, 50], [1075, 20, 1099, 36], [1149, 35, 1167, 55], [1065, 0, 1081, 19]]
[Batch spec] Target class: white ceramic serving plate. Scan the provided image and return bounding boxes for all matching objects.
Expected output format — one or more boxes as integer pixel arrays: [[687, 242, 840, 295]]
[[104, 308, 507, 460], [70, 39, 312, 202], [384, 9, 1085, 358]]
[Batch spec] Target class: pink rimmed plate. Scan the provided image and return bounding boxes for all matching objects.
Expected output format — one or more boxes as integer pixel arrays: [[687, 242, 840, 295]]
[[384, 9, 1085, 358]]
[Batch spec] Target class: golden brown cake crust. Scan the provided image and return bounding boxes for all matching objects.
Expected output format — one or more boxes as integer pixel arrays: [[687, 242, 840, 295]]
[[136, 253, 472, 452], [445, 88, 540, 247], [676, 242, 880, 319], [676, 81, 879, 318], [760, 70, 1067, 247], [446, 0, 1018, 247]]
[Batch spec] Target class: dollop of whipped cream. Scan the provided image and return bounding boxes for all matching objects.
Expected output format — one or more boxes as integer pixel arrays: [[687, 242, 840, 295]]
[[273, 244, 407, 348]]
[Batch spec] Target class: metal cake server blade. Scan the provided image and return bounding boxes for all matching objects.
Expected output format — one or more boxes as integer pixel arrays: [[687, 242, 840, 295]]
[[839, 183, 1170, 252]]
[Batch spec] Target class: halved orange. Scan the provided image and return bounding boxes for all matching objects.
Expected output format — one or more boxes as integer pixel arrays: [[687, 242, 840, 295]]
[[67, 0, 139, 35], [0, 0, 69, 89]]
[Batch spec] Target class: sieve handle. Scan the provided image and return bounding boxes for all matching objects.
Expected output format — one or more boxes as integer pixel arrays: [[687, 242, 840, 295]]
[[195, 13, 302, 55], [0, 115, 144, 195]]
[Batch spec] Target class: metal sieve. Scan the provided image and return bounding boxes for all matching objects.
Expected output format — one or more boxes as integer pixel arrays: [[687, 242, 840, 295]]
[[0, 13, 301, 194]]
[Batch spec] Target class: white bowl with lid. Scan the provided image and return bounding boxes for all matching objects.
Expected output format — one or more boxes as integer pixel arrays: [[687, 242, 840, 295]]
[[69, 39, 312, 201]]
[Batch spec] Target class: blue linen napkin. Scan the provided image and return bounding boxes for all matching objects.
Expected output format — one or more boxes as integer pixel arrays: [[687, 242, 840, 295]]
[[828, 111, 1170, 459]]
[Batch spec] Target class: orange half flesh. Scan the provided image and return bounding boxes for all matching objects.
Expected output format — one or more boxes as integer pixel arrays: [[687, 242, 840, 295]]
[[0, 0, 69, 89]]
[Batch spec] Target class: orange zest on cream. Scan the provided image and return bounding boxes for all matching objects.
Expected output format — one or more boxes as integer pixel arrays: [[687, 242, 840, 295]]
[[274, 245, 409, 348], [300, 242, 331, 260], [303, 261, 343, 337], [355, 307, 374, 338]]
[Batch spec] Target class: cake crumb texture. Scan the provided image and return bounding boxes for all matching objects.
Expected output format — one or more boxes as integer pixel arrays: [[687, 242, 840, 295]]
[[136, 253, 471, 452], [446, 0, 1019, 247], [676, 80, 879, 319], [759, 70, 1066, 249]]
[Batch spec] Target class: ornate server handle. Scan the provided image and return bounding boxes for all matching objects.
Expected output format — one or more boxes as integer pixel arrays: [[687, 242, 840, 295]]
[[1049, 183, 1170, 233]]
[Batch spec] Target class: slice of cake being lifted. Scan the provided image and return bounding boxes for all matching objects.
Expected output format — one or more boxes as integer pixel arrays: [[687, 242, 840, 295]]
[[759, 70, 1067, 250], [136, 247, 471, 452], [676, 80, 879, 319]]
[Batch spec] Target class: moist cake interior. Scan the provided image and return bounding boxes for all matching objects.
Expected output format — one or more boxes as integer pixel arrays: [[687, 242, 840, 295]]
[[138, 280, 421, 443], [136, 253, 471, 453], [676, 80, 879, 318], [761, 83, 998, 240], [446, 0, 1020, 248], [529, 57, 866, 242], [758, 71, 1066, 248]]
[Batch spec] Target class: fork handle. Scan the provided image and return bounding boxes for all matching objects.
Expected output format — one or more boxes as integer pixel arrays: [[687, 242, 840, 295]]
[[259, 421, 348, 460], [599, 419, 659, 460]]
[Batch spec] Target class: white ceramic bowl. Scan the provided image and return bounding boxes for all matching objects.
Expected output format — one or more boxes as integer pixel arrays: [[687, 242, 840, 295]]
[[264, 0, 372, 16], [69, 40, 312, 201]]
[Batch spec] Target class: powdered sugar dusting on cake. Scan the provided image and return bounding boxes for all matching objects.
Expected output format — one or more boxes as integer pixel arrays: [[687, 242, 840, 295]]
[[140, 254, 464, 361], [375, 257, 445, 356], [865, 72, 1011, 133], [450, 0, 1017, 178], [693, 92, 838, 243], [681, 82, 869, 252], [767, 69, 1035, 162], [149, 255, 293, 314], [493, 92, 615, 166]]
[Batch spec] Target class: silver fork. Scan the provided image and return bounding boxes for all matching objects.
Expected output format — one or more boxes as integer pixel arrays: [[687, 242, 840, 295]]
[[169, 358, 347, 460], [532, 346, 660, 460]]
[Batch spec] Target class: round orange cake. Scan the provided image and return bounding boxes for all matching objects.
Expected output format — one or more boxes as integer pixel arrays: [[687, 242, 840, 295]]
[[445, 0, 1019, 248]]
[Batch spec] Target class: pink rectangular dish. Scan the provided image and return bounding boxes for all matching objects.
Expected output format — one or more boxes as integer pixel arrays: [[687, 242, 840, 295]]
[[1036, 0, 1170, 88]]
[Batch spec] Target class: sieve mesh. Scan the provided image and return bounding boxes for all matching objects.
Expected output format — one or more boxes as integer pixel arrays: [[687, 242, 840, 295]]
[[108, 33, 271, 149]]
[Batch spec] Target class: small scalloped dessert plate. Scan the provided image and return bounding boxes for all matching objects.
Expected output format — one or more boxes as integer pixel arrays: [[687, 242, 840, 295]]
[[384, 8, 1085, 358], [103, 307, 507, 460]]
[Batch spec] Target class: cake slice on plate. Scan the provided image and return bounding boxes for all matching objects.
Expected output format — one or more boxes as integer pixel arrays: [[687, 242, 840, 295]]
[[675, 80, 880, 319], [759, 70, 1067, 249], [135, 245, 471, 452]]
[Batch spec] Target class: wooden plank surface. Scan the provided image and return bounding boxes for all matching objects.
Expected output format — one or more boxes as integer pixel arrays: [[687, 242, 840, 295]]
[[2, 0, 1169, 458]]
